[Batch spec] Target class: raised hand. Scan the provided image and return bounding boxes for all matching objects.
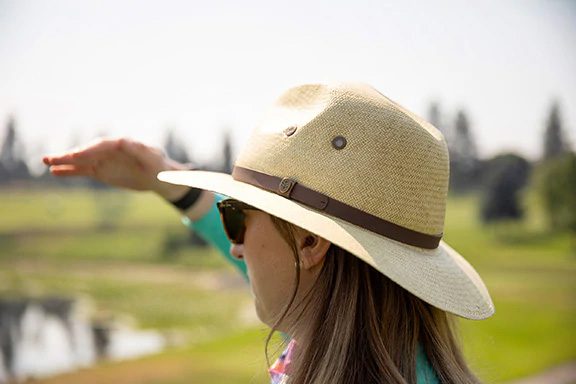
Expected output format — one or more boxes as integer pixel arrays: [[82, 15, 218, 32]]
[[43, 137, 190, 200]]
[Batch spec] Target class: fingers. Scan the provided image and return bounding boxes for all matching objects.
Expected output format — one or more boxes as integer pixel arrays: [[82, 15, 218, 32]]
[[43, 138, 123, 166], [48, 164, 95, 177]]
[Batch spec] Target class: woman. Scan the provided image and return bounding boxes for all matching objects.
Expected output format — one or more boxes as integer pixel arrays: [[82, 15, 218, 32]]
[[44, 82, 494, 383]]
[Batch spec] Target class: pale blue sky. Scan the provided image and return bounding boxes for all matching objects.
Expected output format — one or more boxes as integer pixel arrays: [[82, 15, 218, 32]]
[[0, 0, 575, 170]]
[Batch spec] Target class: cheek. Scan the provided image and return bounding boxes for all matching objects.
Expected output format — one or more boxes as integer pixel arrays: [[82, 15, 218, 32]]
[[252, 259, 296, 326], [242, 216, 298, 321], [246, 239, 293, 298]]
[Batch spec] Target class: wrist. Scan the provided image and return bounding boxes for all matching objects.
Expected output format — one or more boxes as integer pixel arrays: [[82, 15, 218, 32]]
[[168, 187, 203, 211], [153, 160, 192, 200], [155, 161, 203, 211]]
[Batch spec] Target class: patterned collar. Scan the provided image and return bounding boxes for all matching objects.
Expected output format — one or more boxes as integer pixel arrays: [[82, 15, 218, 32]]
[[268, 340, 439, 384], [268, 339, 296, 384]]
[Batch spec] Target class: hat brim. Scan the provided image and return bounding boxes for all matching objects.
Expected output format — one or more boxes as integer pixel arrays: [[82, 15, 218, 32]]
[[158, 170, 494, 320]]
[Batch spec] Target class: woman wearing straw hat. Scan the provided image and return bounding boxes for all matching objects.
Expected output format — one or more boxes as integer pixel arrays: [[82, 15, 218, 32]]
[[44, 83, 494, 383]]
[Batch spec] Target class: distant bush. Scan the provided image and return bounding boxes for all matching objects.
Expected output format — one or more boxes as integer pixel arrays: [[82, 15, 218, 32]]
[[162, 229, 207, 261], [480, 153, 531, 223], [533, 152, 576, 232]]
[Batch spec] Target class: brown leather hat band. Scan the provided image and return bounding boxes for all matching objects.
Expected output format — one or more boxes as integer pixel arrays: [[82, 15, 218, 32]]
[[232, 166, 442, 249]]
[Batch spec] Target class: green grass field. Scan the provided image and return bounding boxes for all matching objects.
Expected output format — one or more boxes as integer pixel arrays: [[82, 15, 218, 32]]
[[1, 188, 574, 383]]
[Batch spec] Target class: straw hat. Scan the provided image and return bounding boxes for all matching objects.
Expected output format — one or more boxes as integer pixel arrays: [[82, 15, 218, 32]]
[[159, 83, 494, 320]]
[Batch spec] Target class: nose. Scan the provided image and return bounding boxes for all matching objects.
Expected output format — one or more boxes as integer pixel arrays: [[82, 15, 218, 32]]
[[230, 244, 244, 260]]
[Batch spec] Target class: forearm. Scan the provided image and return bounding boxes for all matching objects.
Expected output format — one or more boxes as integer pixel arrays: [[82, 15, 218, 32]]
[[153, 158, 215, 221], [152, 159, 193, 201], [179, 189, 215, 221]]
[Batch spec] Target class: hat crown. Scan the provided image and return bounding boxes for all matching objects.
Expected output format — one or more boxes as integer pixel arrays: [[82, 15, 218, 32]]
[[235, 83, 449, 236]]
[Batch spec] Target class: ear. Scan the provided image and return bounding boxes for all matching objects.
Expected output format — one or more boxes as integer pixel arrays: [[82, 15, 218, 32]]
[[296, 230, 331, 271]]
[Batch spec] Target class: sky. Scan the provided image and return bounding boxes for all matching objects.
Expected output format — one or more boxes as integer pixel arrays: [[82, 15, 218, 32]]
[[0, 0, 575, 172]]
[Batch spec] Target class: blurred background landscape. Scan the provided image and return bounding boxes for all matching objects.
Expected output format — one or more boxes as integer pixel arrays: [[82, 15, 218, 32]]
[[1, 0, 575, 383]]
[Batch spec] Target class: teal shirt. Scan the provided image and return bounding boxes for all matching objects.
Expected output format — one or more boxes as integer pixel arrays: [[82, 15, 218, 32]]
[[182, 194, 248, 279], [182, 194, 439, 383]]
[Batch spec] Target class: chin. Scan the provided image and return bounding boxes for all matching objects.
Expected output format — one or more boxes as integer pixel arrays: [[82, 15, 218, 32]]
[[253, 298, 266, 321], [254, 299, 276, 328]]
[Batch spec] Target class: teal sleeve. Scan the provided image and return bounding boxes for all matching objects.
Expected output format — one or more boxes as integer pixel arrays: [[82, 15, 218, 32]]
[[181, 194, 248, 280], [416, 344, 439, 384]]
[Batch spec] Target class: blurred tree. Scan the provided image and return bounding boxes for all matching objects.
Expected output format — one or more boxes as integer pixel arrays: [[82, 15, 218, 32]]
[[428, 101, 448, 137], [542, 102, 570, 161], [0, 116, 30, 184], [449, 110, 481, 193], [533, 152, 576, 232], [0, 161, 8, 182], [1, 116, 18, 166], [163, 129, 191, 164], [480, 153, 531, 223], [222, 130, 233, 174]]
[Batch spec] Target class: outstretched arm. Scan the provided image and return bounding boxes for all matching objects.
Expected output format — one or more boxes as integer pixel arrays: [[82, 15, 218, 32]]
[[42, 137, 248, 275], [43, 137, 214, 220]]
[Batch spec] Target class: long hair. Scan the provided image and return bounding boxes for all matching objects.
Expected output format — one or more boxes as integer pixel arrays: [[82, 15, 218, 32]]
[[268, 215, 481, 384]]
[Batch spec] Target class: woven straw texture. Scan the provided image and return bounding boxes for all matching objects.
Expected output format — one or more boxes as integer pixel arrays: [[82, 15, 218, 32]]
[[236, 83, 448, 235], [158, 82, 494, 320]]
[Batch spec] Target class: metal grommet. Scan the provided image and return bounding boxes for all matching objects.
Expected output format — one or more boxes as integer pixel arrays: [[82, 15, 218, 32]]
[[332, 135, 347, 150], [284, 126, 297, 137], [278, 177, 296, 197]]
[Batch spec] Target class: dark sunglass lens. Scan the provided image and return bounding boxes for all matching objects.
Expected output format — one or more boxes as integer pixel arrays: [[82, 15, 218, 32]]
[[221, 204, 246, 244]]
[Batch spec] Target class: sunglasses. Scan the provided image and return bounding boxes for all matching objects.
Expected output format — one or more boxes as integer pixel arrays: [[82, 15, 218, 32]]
[[217, 199, 260, 244]]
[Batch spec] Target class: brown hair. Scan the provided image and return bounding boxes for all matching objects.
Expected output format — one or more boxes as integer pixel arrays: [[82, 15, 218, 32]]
[[268, 215, 481, 384]]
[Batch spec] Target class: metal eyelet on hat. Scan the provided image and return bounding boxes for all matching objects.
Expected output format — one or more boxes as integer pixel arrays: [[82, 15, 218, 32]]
[[332, 135, 347, 149], [278, 177, 296, 197], [284, 126, 297, 137]]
